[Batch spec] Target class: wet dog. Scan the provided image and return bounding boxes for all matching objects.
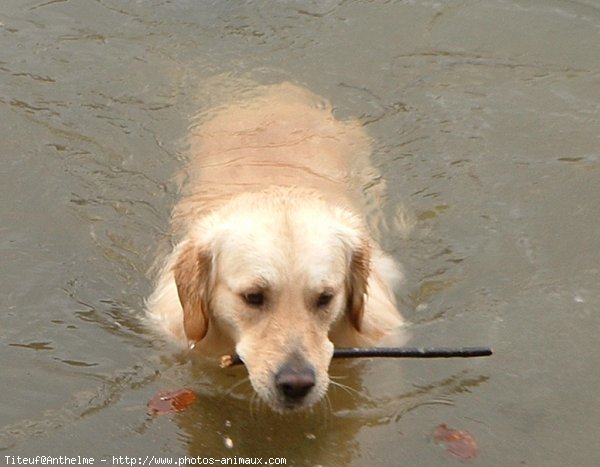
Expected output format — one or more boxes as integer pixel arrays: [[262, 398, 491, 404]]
[[146, 83, 405, 411]]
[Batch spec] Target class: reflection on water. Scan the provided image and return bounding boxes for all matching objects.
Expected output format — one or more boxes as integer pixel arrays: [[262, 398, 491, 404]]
[[1, 0, 599, 465]]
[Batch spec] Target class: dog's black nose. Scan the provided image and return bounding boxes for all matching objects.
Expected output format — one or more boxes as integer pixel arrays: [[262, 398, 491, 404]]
[[275, 362, 316, 403]]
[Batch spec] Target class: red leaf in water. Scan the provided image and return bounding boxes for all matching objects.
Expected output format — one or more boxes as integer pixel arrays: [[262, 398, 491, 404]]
[[148, 388, 197, 415], [433, 423, 479, 460]]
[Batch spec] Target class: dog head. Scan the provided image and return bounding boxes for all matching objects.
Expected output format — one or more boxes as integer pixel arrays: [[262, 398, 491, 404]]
[[172, 189, 371, 411]]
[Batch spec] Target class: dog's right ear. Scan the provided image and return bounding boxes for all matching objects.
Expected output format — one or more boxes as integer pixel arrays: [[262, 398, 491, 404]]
[[172, 242, 212, 346], [346, 238, 372, 333]]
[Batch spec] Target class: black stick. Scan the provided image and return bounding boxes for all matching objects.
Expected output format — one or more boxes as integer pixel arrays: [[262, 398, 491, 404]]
[[332, 346, 493, 359], [220, 346, 492, 368]]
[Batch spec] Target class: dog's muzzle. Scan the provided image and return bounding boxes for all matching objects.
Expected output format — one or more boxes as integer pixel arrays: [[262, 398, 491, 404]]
[[275, 359, 316, 407]]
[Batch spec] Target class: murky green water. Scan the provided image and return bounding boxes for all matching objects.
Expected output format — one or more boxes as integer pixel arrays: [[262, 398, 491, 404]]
[[2, 1, 599, 465]]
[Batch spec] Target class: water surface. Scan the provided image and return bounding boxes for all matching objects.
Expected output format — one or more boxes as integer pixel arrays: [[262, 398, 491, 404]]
[[1, 1, 599, 465]]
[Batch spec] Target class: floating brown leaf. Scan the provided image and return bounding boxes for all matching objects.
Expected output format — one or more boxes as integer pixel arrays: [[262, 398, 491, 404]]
[[433, 423, 479, 460], [148, 388, 197, 415]]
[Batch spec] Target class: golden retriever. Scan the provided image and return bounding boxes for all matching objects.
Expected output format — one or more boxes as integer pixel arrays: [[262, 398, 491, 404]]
[[146, 83, 405, 412]]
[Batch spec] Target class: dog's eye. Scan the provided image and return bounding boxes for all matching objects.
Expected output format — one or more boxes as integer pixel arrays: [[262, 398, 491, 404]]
[[316, 292, 334, 308], [243, 291, 265, 307]]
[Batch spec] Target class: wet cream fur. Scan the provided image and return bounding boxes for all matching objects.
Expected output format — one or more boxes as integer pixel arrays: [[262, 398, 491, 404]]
[[146, 83, 406, 411]]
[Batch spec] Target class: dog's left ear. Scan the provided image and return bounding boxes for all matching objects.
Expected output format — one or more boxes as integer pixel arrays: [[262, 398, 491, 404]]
[[346, 239, 371, 332], [173, 242, 212, 346]]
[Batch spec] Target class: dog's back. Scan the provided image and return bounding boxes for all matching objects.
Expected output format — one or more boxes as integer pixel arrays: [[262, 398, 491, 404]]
[[172, 82, 382, 237]]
